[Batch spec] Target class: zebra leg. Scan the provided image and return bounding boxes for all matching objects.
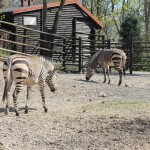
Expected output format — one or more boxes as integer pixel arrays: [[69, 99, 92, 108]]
[[106, 67, 111, 84], [4, 90, 11, 115], [39, 81, 48, 113], [2, 83, 9, 115], [118, 69, 122, 86], [13, 88, 22, 116], [25, 86, 32, 114], [3, 78, 13, 115], [103, 68, 107, 83]]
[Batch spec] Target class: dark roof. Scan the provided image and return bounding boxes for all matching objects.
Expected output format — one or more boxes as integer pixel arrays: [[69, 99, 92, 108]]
[[1, 0, 103, 28]]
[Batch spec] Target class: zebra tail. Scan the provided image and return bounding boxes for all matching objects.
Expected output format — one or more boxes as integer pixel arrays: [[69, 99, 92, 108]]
[[123, 65, 126, 77], [122, 55, 126, 77], [2, 59, 11, 102]]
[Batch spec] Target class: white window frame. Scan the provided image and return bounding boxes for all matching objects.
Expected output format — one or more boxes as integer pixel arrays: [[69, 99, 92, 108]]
[[23, 16, 37, 26]]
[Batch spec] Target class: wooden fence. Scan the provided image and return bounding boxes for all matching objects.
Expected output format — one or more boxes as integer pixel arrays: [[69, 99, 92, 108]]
[[0, 20, 150, 74], [130, 40, 150, 73], [0, 21, 109, 73]]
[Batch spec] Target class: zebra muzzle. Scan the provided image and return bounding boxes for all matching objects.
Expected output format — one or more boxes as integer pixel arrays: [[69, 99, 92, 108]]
[[50, 87, 57, 92], [86, 77, 90, 81]]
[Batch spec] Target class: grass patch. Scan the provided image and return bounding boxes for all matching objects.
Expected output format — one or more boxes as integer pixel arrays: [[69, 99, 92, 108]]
[[81, 101, 150, 112], [0, 50, 11, 57]]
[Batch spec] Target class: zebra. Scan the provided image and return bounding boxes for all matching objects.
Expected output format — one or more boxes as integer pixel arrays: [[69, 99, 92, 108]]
[[2, 54, 57, 116], [85, 49, 127, 85]]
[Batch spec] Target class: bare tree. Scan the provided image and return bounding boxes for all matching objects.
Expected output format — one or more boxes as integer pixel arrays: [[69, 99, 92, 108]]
[[43, 0, 47, 33]]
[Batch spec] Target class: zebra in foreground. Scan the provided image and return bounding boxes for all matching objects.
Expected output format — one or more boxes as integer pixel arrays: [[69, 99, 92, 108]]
[[2, 54, 57, 116], [86, 49, 127, 85]]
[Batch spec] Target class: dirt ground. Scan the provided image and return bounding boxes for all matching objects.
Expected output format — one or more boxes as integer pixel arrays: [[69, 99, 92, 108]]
[[0, 61, 150, 150]]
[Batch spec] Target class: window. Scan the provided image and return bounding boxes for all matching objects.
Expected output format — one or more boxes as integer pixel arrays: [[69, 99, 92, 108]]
[[23, 16, 37, 26]]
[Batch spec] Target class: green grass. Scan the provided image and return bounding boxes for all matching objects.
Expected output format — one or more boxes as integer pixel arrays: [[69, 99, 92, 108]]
[[0, 50, 11, 57], [81, 101, 150, 112]]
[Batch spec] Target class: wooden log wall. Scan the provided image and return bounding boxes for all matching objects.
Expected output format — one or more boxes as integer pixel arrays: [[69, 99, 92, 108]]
[[46, 5, 97, 61], [13, 10, 42, 54]]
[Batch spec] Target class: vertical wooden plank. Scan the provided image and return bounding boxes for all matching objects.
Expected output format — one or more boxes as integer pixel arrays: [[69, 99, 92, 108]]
[[72, 17, 76, 60], [14, 26, 17, 52], [22, 29, 27, 53], [101, 35, 105, 49], [62, 38, 66, 68], [107, 39, 111, 49], [89, 28, 95, 56], [79, 37, 82, 73]]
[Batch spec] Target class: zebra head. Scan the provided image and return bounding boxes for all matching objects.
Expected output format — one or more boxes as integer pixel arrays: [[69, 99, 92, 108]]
[[46, 69, 57, 92], [44, 59, 57, 92], [86, 66, 94, 81]]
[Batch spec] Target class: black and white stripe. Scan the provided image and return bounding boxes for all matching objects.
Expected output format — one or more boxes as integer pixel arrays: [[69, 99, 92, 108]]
[[86, 49, 127, 85], [2, 54, 57, 116]]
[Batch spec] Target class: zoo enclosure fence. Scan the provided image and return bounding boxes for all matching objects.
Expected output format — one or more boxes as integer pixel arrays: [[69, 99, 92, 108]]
[[0, 20, 150, 74]]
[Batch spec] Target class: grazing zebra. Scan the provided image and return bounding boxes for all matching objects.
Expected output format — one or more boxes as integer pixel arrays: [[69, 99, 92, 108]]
[[2, 54, 57, 116], [86, 49, 127, 85]]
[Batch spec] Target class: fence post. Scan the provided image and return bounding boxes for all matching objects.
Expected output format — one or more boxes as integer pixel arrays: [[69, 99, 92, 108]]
[[79, 37, 82, 73], [101, 36, 105, 49], [12, 26, 17, 52], [107, 39, 111, 49], [62, 38, 66, 68], [22, 29, 27, 53], [130, 34, 133, 74]]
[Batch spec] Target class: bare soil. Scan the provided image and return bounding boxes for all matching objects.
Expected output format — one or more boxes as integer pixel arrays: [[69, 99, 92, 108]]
[[0, 61, 150, 150]]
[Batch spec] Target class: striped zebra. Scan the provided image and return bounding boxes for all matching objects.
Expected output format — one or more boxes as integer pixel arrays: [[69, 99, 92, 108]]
[[86, 49, 127, 85], [2, 54, 57, 116]]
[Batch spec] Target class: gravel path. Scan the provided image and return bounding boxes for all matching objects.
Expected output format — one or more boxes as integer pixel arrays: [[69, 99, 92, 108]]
[[0, 61, 150, 150]]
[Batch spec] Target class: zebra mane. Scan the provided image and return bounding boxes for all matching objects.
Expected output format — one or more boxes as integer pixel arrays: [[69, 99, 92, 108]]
[[39, 55, 51, 62], [87, 51, 101, 67], [38, 55, 54, 72]]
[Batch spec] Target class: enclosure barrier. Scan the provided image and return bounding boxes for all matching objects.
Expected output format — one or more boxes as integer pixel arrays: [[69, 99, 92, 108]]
[[0, 21, 150, 73]]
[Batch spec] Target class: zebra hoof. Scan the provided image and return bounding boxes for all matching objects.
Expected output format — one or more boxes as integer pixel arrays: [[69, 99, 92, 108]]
[[4, 109, 9, 115], [44, 109, 48, 113], [118, 83, 121, 86], [16, 112, 19, 116], [25, 109, 28, 114], [51, 88, 57, 92]]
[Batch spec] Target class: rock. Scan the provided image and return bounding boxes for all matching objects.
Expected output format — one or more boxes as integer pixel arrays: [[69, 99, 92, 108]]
[[125, 84, 129, 87], [89, 99, 92, 101], [82, 109, 86, 112], [99, 92, 107, 97]]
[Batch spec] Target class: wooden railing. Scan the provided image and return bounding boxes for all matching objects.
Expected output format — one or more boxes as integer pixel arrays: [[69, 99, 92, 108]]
[[1, 21, 150, 73]]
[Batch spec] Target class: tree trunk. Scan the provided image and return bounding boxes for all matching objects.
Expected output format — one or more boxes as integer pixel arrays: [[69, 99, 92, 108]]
[[41, 0, 66, 57], [40, 0, 47, 56], [144, 0, 150, 42], [48, 0, 66, 58]]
